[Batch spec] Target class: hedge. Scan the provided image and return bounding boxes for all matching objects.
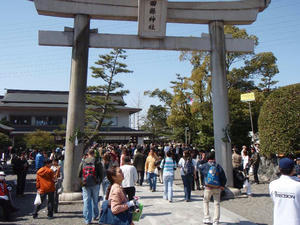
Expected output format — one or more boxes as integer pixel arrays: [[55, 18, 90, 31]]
[[258, 83, 300, 156]]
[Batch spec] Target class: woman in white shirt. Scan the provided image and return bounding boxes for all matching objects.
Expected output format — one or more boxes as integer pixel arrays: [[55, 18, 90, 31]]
[[178, 150, 196, 202], [242, 150, 249, 176]]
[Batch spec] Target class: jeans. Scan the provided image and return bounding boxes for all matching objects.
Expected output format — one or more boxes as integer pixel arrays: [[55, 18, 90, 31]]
[[253, 164, 259, 184], [102, 177, 110, 197], [203, 188, 221, 223], [163, 175, 174, 201], [82, 185, 100, 224], [159, 169, 163, 183], [137, 171, 144, 186], [33, 192, 54, 217], [148, 172, 157, 191], [181, 174, 193, 200]]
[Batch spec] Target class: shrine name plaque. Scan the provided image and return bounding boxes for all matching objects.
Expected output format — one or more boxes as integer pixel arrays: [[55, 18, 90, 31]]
[[138, 0, 167, 39]]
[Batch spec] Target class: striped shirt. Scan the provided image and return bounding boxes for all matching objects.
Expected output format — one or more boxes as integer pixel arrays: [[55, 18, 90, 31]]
[[160, 157, 176, 176]]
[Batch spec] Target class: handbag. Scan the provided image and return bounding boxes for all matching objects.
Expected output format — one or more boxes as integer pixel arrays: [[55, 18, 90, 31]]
[[132, 203, 143, 222], [99, 200, 132, 225], [34, 193, 41, 205]]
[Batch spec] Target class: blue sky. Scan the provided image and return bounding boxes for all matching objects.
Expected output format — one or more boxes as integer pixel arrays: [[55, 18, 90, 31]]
[[1, 0, 299, 123]]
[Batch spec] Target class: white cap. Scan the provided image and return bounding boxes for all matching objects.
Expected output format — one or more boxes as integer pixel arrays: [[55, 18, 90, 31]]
[[0, 171, 6, 176]]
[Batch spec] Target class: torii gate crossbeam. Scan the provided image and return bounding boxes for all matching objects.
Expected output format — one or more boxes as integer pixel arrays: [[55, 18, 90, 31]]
[[31, 0, 270, 200]]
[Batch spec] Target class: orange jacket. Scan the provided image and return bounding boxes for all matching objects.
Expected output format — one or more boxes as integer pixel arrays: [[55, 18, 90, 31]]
[[36, 166, 55, 194]]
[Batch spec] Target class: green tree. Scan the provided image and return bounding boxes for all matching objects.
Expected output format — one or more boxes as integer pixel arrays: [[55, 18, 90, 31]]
[[25, 130, 55, 151], [244, 52, 279, 92], [78, 49, 132, 148], [258, 83, 300, 156], [145, 25, 279, 149], [0, 132, 11, 151], [141, 105, 170, 142], [167, 74, 194, 142], [144, 88, 173, 109]]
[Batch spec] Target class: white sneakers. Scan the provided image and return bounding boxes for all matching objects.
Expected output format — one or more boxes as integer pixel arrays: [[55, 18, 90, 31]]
[[203, 218, 219, 225], [203, 218, 211, 224]]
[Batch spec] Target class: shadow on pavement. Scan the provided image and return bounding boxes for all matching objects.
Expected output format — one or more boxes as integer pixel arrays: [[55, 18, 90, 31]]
[[238, 221, 266, 225], [251, 193, 270, 198], [141, 212, 172, 218], [139, 195, 165, 199]]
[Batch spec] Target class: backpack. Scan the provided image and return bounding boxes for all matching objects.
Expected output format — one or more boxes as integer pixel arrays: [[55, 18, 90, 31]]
[[233, 169, 245, 189], [82, 161, 97, 186], [205, 163, 221, 188], [183, 159, 194, 175]]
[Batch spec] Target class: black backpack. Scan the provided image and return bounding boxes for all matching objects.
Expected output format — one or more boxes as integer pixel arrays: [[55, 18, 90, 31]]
[[183, 159, 194, 175]]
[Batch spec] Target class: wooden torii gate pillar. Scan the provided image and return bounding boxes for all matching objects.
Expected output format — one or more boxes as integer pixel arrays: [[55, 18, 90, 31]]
[[32, 0, 270, 200]]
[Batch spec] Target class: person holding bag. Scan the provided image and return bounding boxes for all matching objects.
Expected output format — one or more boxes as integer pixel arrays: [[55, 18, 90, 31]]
[[99, 166, 135, 225], [32, 159, 55, 219]]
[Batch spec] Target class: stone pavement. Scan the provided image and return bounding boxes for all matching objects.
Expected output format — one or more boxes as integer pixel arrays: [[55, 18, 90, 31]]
[[3, 170, 256, 225], [134, 182, 254, 225]]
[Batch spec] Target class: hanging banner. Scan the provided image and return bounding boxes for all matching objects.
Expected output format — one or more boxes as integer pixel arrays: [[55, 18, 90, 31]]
[[241, 92, 255, 102], [138, 0, 167, 39]]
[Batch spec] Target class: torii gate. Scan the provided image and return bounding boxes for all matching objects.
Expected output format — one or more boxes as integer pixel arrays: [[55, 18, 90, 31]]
[[32, 0, 270, 200]]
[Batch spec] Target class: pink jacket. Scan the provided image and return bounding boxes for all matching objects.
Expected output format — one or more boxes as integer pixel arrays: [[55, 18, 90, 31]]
[[109, 183, 129, 214]]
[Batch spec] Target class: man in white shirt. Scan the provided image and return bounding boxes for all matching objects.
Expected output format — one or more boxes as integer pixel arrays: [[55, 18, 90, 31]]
[[269, 158, 300, 225], [120, 156, 138, 200]]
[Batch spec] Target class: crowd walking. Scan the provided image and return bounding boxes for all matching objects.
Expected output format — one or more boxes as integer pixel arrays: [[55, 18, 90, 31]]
[[0, 142, 299, 225]]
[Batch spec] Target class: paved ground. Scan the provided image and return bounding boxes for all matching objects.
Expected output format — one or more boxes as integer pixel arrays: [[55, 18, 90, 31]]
[[221, 183, 273, 225], [2, 166, 273, 225]]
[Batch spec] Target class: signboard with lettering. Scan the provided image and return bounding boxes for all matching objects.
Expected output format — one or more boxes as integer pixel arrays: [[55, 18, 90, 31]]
[[138, 0, 167, 39], [241, 92, 255, 102]]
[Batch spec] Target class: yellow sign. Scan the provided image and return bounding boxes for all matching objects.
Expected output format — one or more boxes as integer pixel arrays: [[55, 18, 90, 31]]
[[241, 92, 255, 102]]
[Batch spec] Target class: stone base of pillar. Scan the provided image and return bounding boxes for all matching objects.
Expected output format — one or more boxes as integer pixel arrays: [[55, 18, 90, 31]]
[[59, 192, 82, 202], [222, 187, 241, 200]]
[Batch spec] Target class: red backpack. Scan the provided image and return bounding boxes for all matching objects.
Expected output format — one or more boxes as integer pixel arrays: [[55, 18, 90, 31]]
[[82, 161, 97, 186]]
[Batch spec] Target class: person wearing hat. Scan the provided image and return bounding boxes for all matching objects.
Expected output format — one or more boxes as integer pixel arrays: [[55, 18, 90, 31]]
[[269, 157, 300, 225], [0, 171, 18, 221]]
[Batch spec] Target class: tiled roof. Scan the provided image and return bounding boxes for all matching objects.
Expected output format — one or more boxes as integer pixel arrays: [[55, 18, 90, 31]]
[[1, 89, 125, 104], [0, 89, 141, 113]]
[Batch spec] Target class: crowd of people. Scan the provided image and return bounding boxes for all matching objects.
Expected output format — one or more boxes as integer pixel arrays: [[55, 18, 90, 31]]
[[0, 142, 299, 224], [75, 143, 228, 225]]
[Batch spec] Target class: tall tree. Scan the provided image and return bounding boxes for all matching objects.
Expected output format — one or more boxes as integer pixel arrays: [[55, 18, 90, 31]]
[[141, 105, 169, 142], [167, 74, 196, 142], [74, 49, 132, 149], [0, 132, 11, 152], [244, 52, 279, 92], [145, 25, 279, 149]]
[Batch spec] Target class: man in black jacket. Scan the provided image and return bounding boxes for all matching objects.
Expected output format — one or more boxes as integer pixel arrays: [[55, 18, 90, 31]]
[[133, 147, 146, 186], [14, 152, 29, 197]]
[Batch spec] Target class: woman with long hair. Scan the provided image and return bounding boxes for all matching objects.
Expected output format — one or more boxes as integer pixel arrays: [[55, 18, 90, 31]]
[[104, 166, 135, 225], [101, 152, 114, 197]]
